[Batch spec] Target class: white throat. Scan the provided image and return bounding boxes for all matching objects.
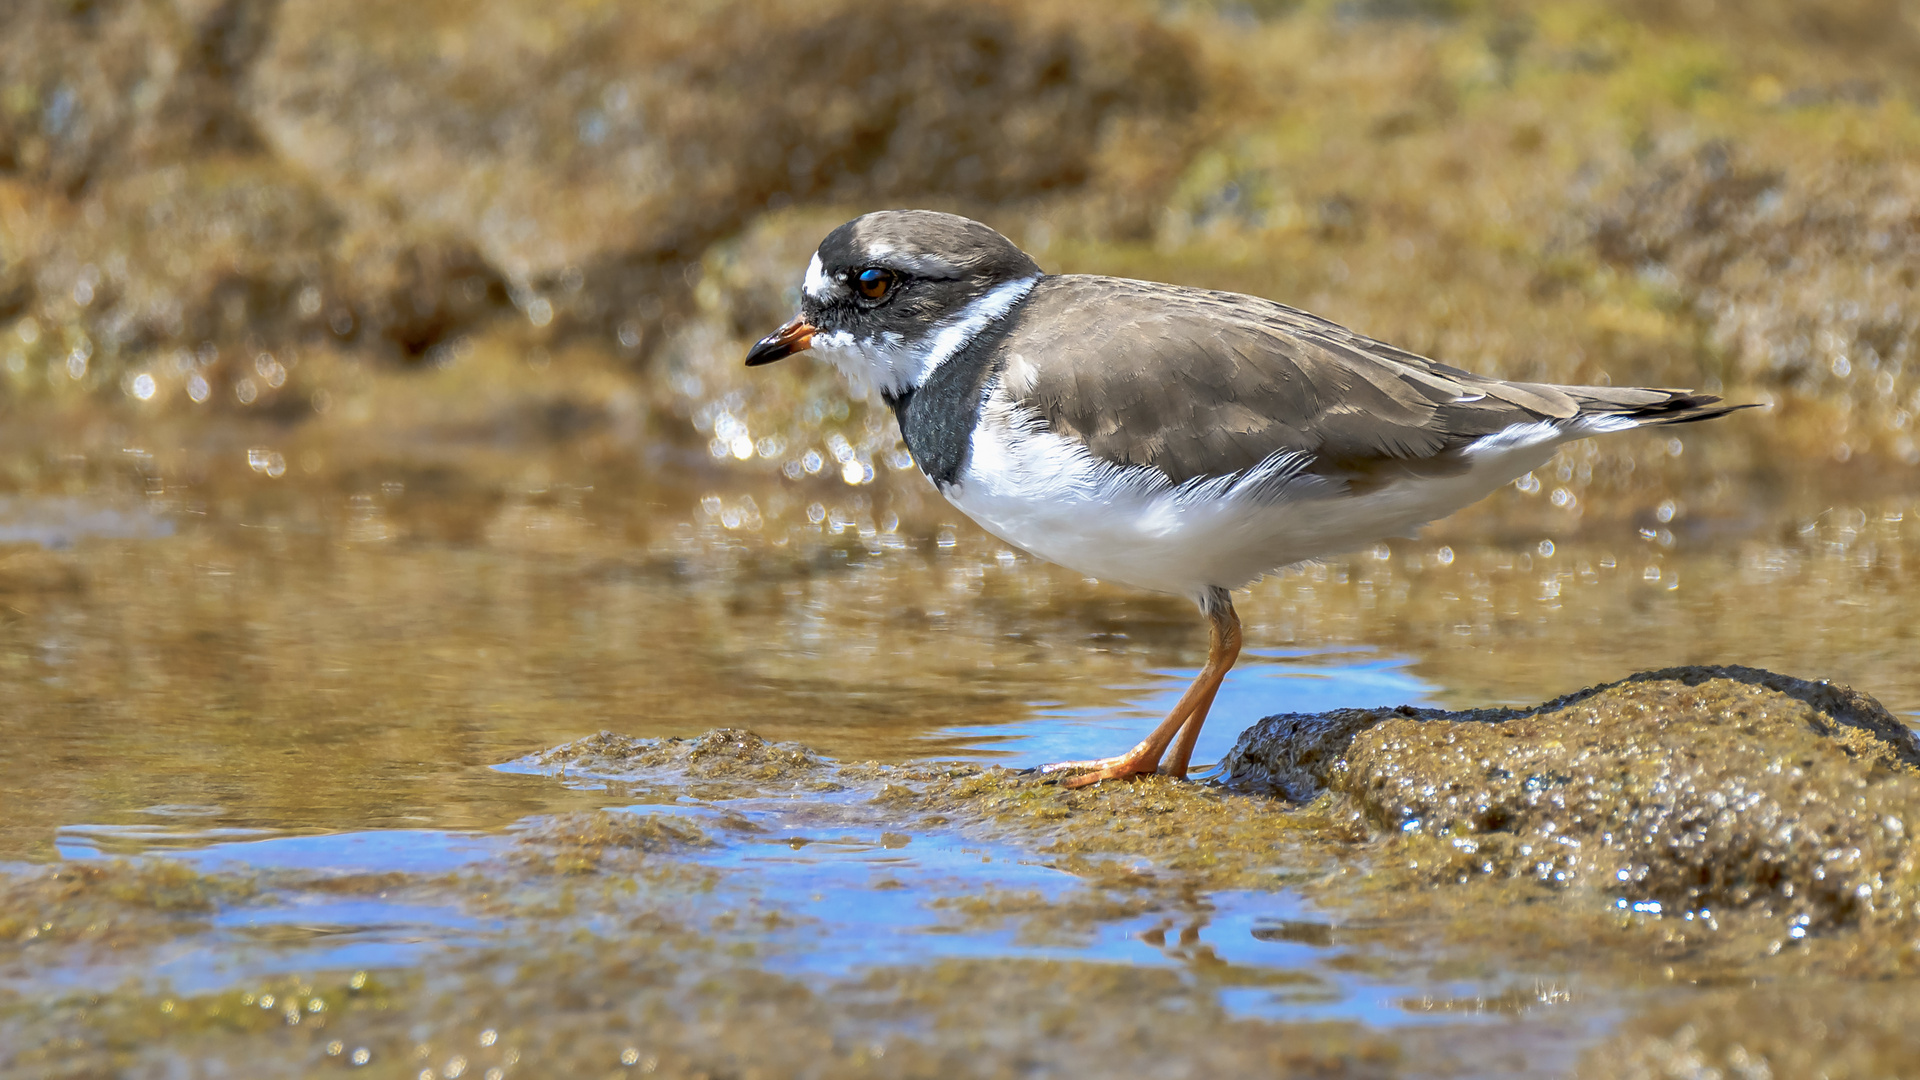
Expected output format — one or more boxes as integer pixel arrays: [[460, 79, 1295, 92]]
[[812, 275, 1039, 399]]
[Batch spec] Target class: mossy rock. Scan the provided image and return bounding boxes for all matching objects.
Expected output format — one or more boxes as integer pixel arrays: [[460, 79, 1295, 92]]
[[1223, 666, 1920, 930]]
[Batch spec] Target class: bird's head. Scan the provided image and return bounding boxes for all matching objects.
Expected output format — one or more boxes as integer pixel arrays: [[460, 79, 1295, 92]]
[[744, 210, 1042, 400]]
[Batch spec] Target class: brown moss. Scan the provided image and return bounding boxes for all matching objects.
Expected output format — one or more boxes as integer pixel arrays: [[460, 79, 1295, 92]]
[[1588, 141, 1920, 464], [0, 860, 256, 951], [518, 809, 713, 853], [2, 0, 1209, 403], [1580, 981, 1920, 1080], [1227, 666, 1920, 932], [927, 887, 1162, 945], [511, 809, 717, 877], [11, 668, 1920, 1078], [528, 728, 826, 791], [9, 946, 1429, 1079]]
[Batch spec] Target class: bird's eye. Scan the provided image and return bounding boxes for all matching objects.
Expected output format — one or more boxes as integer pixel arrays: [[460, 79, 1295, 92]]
[[855, 267, 895, 301]]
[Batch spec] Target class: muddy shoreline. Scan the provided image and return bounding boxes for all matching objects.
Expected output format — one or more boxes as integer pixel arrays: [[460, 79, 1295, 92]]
[[8, 667, 1920, 1077]]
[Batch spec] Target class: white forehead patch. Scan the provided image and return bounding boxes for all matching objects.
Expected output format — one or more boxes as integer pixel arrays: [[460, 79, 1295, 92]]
[[802, 253, 832, 301]]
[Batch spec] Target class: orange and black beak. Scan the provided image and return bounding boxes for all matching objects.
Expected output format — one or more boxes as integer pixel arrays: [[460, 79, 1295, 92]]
[[744, 316, 817, 367]]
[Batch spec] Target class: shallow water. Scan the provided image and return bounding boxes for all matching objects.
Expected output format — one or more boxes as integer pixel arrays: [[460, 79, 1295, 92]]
[[2, 390, 1918, 1077]]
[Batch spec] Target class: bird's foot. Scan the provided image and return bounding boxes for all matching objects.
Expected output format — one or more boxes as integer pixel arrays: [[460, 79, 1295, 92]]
[[1035, 591, 1241, 790], [1040, 750, 1171, 789], [1035, 754, 1132, 776]]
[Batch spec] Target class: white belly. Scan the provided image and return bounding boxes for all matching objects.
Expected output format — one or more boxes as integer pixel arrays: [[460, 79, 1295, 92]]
[[945, 399, 1565, 600]]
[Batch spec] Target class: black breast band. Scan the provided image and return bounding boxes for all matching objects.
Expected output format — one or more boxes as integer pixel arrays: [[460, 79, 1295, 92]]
[[884, 304, 1027, 490]]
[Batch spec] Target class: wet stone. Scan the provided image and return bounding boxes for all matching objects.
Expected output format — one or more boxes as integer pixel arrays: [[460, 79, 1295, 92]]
[[247, 0, 1206, 340], [523, 727, 826, 787], [1223, 665, 1920, 931], [1580, 981, 1920, 1080], [516, 810, 714, 854]]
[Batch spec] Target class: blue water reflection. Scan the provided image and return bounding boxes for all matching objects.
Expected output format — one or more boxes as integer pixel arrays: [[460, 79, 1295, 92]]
[[931, 647, 1435, 768], [58, 827, 499, 874], [21, 648, 1529, 1034]]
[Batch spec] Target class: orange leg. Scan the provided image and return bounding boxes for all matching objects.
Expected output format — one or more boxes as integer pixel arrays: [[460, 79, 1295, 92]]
[[1041, 589, 1242, 788]]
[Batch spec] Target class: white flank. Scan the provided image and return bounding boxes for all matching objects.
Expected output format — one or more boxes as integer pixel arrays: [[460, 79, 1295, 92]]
[[1464, 414, 1643, 460], [1462, 419, 1560, 457], [1574, 412, 1643, 434], [946, 405, 1616, 599]]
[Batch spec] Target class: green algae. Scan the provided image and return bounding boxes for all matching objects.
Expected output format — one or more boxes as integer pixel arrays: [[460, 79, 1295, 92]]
[[513, 810, 719, 876], [2, 977, 363, 1080], [11, 667, 1920, 1078], [4, 950, 1426, 1080], [1580, 982, 1920, 1080], [926, 887, 1165, 946], [0, 861, 258, 952], [508, 674, 1920, 1073], [530, 728, 827, 786], [1227, 666, 1920, 936]]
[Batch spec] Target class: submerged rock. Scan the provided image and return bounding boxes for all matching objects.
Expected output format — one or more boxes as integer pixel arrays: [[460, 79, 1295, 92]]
[[1223, 666, 1920, 930], [1581, 980, 1920, 1080], [523, 727, 826, 787]]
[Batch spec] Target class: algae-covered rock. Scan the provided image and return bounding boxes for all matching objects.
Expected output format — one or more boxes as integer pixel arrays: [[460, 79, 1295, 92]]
[[1580, 981, 1920, 1080], [0, 162, 511, 405], [247, 0, 1207, 338], [1212, 707, 1418, 804], [524, 727, 826, 788], [513, 809, 717, 874], [2, 0, 1208, 402], [1223, 666, 1920, 930], [0, 0, 271, 190], [1589, 142, 1920, 464]]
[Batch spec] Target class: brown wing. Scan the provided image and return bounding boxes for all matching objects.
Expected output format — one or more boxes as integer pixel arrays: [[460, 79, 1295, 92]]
[[1004, 276, 1729, 486]]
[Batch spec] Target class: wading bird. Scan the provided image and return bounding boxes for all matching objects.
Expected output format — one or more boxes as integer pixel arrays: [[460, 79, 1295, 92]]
[[747, 211, 1747, 787]]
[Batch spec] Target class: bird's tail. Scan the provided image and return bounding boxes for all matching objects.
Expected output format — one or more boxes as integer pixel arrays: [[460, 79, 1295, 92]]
[[1565, 386, 1760, 428]]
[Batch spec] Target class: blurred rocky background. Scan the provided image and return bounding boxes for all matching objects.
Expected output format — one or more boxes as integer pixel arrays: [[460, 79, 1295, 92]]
[[3, 0, 1918, 525]]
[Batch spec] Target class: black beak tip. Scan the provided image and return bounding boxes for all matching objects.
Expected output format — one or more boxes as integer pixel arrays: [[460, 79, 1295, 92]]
[[743, 337, 792, 367]]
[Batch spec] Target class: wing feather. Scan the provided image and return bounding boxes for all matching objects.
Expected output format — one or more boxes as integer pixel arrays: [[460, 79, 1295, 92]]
[[1001, 276, 1736, 488]]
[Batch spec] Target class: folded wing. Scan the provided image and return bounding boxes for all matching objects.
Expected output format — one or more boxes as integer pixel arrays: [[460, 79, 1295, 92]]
[[1006, 276, 1742, 488]]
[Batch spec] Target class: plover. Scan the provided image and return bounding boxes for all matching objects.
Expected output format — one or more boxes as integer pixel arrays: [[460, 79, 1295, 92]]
[[746, 210, 1748, 788]]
